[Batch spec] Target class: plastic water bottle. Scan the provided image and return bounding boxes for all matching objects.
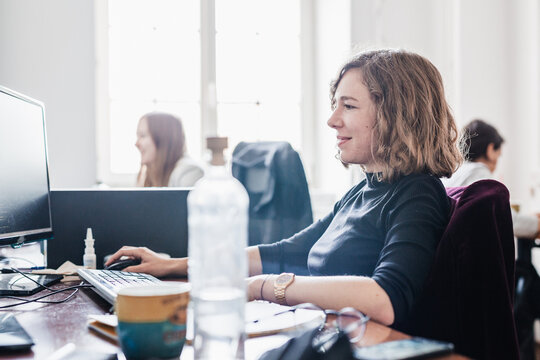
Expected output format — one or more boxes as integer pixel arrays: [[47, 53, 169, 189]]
[[188, 137, 249, 359]]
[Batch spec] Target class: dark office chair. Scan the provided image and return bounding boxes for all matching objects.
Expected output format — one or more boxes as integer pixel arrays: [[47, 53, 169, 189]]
[[515, 237, 540, 360], [400, 180, 520, 360], [232, 141, 313, 246]]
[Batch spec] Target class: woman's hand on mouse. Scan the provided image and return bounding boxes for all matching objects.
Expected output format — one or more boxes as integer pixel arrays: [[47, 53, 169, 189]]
[[105, 246, 188, 277]]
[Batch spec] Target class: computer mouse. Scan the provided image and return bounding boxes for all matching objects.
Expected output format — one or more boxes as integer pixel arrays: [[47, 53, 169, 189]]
[[104, 258, 141, 271]]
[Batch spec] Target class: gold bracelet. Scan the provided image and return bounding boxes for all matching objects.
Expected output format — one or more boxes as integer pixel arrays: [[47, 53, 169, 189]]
[[260, 274, 271, 301]]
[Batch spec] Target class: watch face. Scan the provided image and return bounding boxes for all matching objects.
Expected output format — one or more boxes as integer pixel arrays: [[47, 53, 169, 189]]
[[276, 273, 293, 286]]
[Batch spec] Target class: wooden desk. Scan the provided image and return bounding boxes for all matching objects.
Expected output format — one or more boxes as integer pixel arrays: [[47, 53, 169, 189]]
[[0, 281, 468, 359]]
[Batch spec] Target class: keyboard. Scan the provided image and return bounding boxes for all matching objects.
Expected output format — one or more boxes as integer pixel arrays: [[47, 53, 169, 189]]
[[77, 268, 164, 304]]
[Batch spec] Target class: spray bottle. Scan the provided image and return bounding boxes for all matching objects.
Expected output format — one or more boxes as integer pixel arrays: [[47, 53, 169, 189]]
[[83, 228, 96, 269]]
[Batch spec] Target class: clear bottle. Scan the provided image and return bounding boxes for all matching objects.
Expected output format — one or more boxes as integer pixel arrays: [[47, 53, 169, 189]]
[[188, 137, 249, 360]]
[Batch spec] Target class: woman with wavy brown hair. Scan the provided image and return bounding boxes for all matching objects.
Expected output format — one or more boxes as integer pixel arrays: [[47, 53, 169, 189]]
[[135, 112, 203, 187], [108, 49, 462, 329], [329, 50, 461, 182]]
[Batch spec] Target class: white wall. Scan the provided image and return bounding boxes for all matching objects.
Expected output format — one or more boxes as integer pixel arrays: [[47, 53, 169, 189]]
[[345, 0, 540, 206], [1, 0, 539, 205], [349, 0, 459, 109], [458, 0, 540, 204], [0, 0, 96, 188], [312, 0, 353, 198]]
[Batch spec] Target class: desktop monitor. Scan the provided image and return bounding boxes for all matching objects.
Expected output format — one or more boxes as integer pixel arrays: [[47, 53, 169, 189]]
[[0, 85, 53, 248], [48, 188, 190, 269]]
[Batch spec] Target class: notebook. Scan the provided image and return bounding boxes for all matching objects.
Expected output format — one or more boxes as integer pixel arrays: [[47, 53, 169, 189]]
[[245, 301, 325, 337], [85, 301, 325, 341], [79, 267, 325, 337]]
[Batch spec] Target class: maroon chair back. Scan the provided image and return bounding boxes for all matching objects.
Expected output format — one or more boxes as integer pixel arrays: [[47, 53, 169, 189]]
[[399, 180, 519, 359]]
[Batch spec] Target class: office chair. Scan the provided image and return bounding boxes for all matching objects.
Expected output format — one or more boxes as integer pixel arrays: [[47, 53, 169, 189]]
[[400, 179, 520, 360], [515, 237, 540, 360], [232, 141, 313, 246]]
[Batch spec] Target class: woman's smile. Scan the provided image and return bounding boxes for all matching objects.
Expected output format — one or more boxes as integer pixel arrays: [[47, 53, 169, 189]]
[[337, 136, 351, 147]]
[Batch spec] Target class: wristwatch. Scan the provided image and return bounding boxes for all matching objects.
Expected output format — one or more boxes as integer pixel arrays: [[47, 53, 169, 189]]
[[274, 273, 295, 305]]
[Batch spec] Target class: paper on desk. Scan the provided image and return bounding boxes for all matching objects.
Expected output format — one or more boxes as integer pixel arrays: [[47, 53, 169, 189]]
[[31, 261, 82, 276], [30, 261, 83, 282], [89, 314, 118, 327], [88, 315, 118, 343], [47, 342, 118, 359], [87, 303, 322, 343], [246, 301, 324, 337], [186, 301, 322, 346]]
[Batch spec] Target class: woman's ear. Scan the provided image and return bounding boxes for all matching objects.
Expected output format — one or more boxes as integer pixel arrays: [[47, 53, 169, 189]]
[[485, 143, 502, 172], [486, 143, 499, 161]]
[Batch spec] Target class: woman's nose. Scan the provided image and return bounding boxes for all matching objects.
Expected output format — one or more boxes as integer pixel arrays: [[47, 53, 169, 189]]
[[327, 110, 341, 128]]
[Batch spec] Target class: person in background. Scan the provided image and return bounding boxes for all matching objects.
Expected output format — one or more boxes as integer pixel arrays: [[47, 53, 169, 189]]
[[135, 112, 203, 187], [442, 119, 540, 239], [108, 49, 462, 329]]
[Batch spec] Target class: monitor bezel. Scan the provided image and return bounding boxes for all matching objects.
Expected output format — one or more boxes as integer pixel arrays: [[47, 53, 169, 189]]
[[0, 85, 54, 246]]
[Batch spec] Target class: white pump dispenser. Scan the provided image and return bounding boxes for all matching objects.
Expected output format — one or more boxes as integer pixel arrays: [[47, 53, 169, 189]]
[[83, 228, 96, 269]]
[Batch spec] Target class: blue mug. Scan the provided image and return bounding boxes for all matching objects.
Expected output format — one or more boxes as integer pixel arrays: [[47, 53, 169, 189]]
[[116, 284, 190, 359]]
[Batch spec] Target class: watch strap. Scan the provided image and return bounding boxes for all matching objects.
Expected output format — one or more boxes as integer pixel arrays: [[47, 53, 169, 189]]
[[274, 273, 295, 306]]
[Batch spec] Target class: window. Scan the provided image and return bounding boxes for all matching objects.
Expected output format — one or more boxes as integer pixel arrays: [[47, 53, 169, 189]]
[[97, 0, 307, 186], [215, 0, 302, 150], [106, 0, 201, 177]]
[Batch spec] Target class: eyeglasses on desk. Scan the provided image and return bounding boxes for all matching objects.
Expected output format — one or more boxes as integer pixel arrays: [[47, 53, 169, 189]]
[[250, 302, 369, 353]]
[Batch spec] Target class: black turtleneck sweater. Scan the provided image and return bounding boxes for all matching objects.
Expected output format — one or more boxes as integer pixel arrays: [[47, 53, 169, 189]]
[[258, 173, 450, 326]]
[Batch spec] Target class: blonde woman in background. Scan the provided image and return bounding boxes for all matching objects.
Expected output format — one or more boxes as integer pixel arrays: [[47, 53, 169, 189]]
[[135, 112, 203, 187]]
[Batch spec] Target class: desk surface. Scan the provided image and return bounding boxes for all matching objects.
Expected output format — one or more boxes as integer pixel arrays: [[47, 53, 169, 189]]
[[0, 281, 469, 360]]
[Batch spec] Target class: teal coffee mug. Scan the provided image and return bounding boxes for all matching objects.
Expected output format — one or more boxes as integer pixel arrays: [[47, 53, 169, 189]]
[[116, 284, 190, 359]]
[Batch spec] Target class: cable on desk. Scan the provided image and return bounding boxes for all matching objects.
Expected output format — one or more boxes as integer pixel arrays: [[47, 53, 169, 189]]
[[7, 266, 58, 291], [0, 283, 94, 309], [0, 267, 95, 308]]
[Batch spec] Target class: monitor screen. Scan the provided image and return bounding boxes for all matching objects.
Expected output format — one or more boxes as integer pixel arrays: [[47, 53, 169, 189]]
[[0, 86, 53, 246]]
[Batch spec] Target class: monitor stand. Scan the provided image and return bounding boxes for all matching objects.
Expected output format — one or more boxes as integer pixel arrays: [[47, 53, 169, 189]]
[[0, 241, 46, 269], [0, 241, 58, 296]]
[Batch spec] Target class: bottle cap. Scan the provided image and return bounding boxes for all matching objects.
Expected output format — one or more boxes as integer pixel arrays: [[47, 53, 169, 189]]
[[206, 137, 228, 166], [86, 228, 94, 242], [84, 228, 95, 254]]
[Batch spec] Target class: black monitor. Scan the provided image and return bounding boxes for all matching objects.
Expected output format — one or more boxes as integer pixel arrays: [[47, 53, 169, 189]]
[[48, 189, 190, 269], [0, 85, 53, 248]]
